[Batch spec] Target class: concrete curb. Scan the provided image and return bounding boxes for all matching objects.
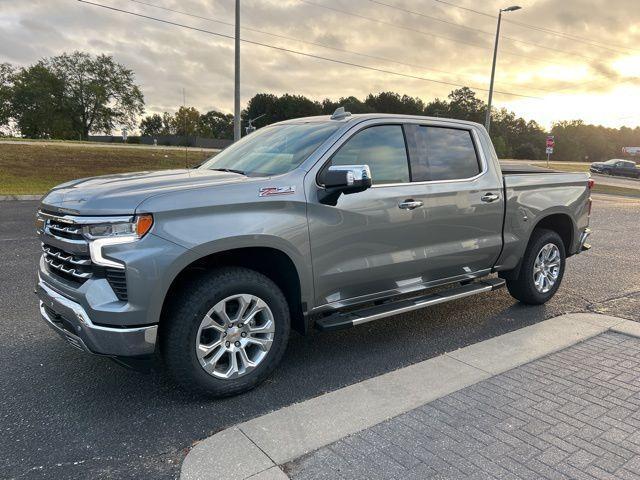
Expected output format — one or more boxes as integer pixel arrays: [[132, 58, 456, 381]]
[[0, 195, 42, 201], [180, 313, 636, 480]]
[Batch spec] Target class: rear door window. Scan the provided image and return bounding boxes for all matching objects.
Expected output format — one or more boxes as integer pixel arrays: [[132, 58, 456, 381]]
[[410, 127, 481, 182]]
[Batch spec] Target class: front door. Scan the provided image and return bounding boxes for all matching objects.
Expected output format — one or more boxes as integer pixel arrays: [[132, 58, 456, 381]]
[[307, 123, 437, 308]]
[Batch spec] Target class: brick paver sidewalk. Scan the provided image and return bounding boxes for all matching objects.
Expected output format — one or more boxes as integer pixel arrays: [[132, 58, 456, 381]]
[[285, 332, 640, 479]]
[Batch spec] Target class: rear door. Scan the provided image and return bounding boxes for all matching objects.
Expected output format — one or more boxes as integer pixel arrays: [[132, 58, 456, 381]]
[[402, 123, 505, 281]]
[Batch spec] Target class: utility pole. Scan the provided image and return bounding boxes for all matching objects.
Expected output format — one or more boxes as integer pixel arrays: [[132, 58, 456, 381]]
[[234, 0, 241, 142], [485, 5, 521, 134]]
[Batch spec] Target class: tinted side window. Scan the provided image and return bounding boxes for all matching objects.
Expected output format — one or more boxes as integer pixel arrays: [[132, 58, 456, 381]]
[[411, 127, 480, 182], [329, 125, 410, 184]]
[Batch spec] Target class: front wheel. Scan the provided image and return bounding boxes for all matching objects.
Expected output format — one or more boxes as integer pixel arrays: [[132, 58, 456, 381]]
[[505, 228, 566, 305], [161, 267, 290, 397]]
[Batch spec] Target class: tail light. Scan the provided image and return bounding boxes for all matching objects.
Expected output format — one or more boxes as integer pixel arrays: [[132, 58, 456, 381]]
[[587, 179, 594, 216], [588, 179, 595, 190]]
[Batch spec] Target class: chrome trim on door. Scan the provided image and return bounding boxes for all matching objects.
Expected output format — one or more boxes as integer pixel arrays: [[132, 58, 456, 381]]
[[481, 192, 500, 202], [370, 128, 489, 188], [398, 200, 423, 210], [312, 120, 489, 189]]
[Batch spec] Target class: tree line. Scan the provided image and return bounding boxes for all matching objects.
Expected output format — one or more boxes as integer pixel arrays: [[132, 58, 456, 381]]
[[1, 51, 639, 161]]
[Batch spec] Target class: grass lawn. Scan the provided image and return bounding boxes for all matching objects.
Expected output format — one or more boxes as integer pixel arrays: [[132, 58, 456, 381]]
[[531, 162, 592, 173], [0, 143, 211, 194]]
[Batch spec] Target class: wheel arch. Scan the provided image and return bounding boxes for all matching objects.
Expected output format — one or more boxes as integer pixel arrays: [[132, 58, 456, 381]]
[[532, 212, 575, 254], [500, 211, 575, 281], [152, 239, 312, 335]]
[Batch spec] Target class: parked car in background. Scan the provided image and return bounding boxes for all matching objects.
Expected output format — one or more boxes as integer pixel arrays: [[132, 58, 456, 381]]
[[590, 159, 640, 178], [35, 111, 593, 397]]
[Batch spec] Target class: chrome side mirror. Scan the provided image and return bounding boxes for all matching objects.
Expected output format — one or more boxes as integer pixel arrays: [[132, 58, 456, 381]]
[[323, 165, 372, 189], [319, 164, 373, 205]]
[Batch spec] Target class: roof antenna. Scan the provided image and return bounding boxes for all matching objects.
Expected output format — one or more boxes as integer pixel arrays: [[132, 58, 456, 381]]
[[331, 106, 351, 120]]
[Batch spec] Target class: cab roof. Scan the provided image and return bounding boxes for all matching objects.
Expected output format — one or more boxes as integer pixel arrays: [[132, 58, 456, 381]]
[[276, 113, 483, 129]]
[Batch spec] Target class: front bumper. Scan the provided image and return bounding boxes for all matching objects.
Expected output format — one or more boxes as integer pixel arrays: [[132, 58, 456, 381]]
[[37, 278, 157, 356]]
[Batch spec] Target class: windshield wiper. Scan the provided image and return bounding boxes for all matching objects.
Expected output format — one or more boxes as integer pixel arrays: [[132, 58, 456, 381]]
[[210, 168, 247, 176]]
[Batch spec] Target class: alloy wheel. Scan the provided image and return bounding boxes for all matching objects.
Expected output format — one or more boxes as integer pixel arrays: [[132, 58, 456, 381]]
[[533, 243, 561, 294], [195, 294, 275, 379]]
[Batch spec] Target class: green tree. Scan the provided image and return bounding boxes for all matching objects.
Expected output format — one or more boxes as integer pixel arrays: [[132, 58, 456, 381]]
[[45, 51, 145, 139], [243, 93, 279, 129], [446, 87, 485, 123], [161, 112, 174, 135], [0, 63, 14, 131], [321, 96, 373, 115], [364, 92, 425, 115], [513, 143, 539, 159], [139, 113, 163, 137], [423, 98, 449, 118], [171, 106, 201, 137], [11, 64, 73, 138], [199, 110, 233, 139], [273, 94, 322, 120], [243, 93, 322, 128]]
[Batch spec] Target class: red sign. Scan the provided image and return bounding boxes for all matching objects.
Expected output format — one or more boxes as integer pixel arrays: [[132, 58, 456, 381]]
[[546, 135, 555, 148]]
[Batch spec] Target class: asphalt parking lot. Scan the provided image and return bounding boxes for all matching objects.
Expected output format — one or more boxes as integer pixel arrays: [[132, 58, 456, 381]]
[[1, 196, 639, 480]]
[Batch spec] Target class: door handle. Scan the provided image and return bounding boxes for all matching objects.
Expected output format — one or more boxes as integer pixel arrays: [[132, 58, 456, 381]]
[[398, 199, 423, 210], [481, 192, 500, 203]]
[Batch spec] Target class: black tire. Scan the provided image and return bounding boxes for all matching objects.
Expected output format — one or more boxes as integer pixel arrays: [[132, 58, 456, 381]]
[[506, 228, 566, 305], [161, 267, 290, 397]]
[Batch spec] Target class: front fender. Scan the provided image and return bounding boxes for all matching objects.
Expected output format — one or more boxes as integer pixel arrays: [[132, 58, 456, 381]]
[[143, 233, 313, 327]]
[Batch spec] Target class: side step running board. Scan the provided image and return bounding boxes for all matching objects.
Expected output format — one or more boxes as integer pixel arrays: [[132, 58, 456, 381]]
[[315, 278, 506, 332]]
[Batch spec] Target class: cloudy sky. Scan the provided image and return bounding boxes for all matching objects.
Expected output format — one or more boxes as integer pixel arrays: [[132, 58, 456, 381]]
[[1, 0, 639, 129]]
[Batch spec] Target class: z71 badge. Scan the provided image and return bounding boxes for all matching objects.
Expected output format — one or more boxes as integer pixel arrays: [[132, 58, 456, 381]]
[[259, 186, 296, 197]]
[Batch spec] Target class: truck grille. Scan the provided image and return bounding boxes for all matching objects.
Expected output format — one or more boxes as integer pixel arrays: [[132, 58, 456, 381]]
[[47, 218, 84, 240], [42, 244, 93, 283], [39, 212, 128, 300]]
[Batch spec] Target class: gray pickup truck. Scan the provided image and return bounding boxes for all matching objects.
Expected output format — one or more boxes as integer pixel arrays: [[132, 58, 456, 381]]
[[36, 110, 593, 396]]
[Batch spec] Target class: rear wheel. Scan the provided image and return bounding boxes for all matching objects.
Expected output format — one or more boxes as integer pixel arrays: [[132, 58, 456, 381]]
[[506, 228, 566, 305], [161, 267, 290, 397]]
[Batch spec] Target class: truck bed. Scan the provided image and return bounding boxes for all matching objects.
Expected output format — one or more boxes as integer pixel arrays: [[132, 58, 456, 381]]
[[499, 161, 556, 175], [496, 169, 591, 273]]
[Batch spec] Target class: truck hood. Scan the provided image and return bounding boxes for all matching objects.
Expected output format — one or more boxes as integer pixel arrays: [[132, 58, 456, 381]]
[[40, 169, 256, 215]]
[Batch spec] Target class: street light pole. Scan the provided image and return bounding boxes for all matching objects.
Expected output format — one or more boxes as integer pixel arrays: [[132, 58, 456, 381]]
[[233, 0, 241, 142], [485, 5, 521, 134]]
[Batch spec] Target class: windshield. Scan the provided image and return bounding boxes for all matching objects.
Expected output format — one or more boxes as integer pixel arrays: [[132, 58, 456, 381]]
[[199, 122, 340, 176], [604, 159, 619, 165]]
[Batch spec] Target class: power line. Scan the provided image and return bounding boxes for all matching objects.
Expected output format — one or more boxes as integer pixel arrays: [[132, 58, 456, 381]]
[[505, 19, 639, 55], [366, 0, 601, 62], [426, 0, 639, 55], [297, 0, 559, 66], [123, 0, 556, 94], [77, 0, 542, 99]]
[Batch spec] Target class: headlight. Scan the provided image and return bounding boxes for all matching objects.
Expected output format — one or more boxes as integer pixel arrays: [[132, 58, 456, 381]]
[[83, 214, 153, 239], [85, 214, 153, 269]]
